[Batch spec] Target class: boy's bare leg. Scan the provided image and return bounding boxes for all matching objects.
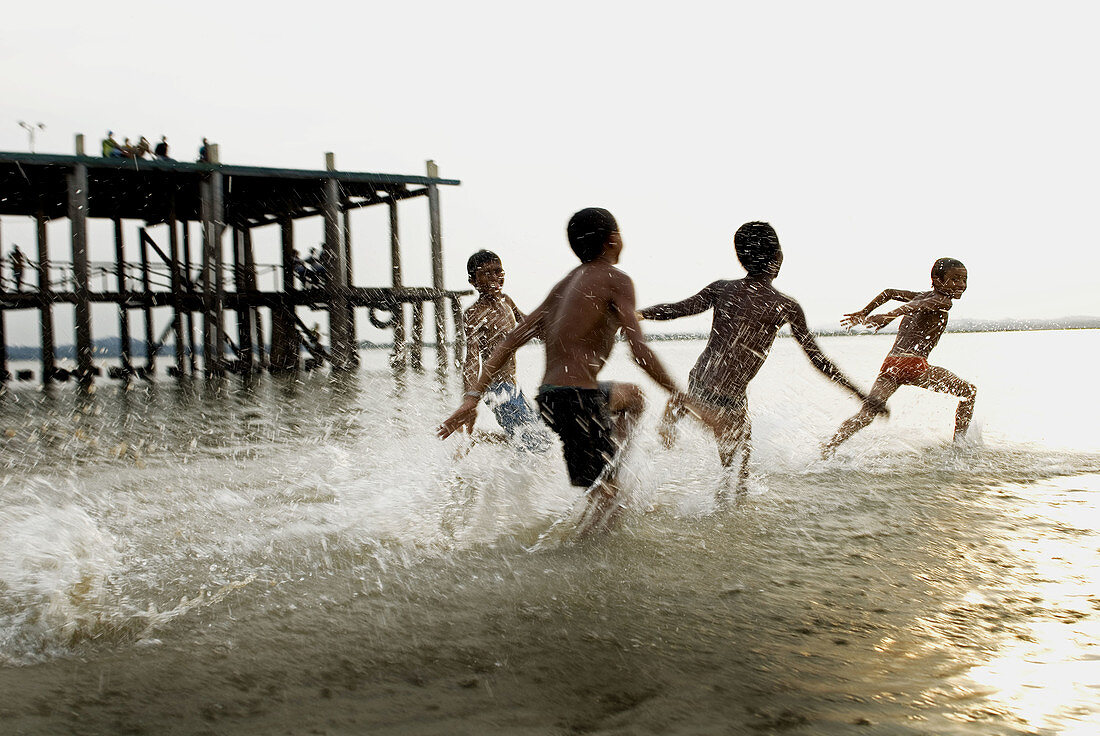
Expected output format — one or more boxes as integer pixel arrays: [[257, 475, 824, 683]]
[[715, 409, 750, 502], [915, 366, 976, 441], [822, 373, 898, 457], [577, 383, 645, 536]]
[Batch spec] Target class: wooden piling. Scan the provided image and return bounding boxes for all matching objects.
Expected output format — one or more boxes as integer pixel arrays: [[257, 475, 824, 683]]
[[67, 162, 93, 382], [387, 199, 406, 370], [232, 226, 253, 371], [243, 227, 264, 368], [139, 227, 154, 374], [200, 173, 225, 375], [323, 173, 353, 369], [182, 221, 197, 374], [269, 215, 299, 371], [0, 309, 7, 382], [343, 208, 356, 348], [167, 207, 185, 377], [36, 212, 55, 382], [450, 296, 464, 368], [114, 218, 133, 375], [427, 161, 446, 374], [410, 300, 424, 372]]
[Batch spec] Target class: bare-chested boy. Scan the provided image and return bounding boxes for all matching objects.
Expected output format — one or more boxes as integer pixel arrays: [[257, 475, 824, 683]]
[[460, 249, 547, 450], [439, 208, 710, 534], [638, 221, 871, 496], [821, 258, 974, 456]]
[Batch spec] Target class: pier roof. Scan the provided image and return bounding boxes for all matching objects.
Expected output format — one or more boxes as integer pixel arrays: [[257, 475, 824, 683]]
[[0, 151, 460, 225]]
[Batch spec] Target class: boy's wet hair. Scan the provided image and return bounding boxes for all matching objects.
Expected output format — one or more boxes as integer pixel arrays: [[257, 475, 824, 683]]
[[734, 221, 781, 275], [931, 257, 966, 282], [467, 249, 502, 279], [567, 208, 618, 263]]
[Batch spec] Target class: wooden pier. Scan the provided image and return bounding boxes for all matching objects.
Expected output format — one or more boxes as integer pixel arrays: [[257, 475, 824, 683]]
[[0, 139, 469, 383]]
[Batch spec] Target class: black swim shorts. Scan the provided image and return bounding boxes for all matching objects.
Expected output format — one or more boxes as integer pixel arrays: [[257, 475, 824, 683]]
[[536, 384, 616, 488]]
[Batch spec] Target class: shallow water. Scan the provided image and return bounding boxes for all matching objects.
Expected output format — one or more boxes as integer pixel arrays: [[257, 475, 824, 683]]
[[1, 330, 1097, 734]]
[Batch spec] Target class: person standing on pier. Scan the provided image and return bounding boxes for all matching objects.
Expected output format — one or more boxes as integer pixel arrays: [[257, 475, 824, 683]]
[[102, 131, 123, 158], [8, 245, 26, 292]]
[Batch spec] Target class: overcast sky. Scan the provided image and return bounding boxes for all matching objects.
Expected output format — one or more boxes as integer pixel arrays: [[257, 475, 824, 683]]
[[2, 1, 1098, 344]]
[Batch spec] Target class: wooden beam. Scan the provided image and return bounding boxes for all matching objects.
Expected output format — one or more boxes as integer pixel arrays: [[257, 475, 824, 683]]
[[68, 162, 94, 382]]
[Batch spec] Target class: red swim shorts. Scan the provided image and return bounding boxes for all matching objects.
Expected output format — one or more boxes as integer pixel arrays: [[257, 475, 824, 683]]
[[880, 355, 929, 384]]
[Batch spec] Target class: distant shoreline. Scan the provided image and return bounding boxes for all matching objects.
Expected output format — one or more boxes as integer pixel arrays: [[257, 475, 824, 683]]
[[3, 322, 1096, 360]]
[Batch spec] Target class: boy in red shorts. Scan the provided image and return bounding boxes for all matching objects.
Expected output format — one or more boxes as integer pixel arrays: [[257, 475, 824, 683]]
[[821, 258, 975, 456]]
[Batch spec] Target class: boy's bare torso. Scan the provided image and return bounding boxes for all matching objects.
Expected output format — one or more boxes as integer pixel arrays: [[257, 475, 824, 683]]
[[648, 279, 799, 399], [464, 295, 522, 385], [888, 289, 952, 358], [539, 263, 627, 389]]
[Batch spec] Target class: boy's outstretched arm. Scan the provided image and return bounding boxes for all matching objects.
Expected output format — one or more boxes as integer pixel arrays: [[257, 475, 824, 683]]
[[863, 291, 952, 331], [841, 289, 919, 329], [788, 302, 873, 404], [615, 273, 679, 393], [615, 274, 723, 431], [438, 305, 546, 439], [638, 283, 718, 322]]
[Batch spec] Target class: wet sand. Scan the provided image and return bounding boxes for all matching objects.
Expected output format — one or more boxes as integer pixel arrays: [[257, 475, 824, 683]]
[[5, 468, 1097, 735]]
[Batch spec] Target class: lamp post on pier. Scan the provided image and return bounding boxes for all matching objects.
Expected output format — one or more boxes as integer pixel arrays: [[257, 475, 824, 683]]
[[17, 121, 46, 153]]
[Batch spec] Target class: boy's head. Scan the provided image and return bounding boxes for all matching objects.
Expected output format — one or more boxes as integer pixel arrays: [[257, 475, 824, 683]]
[[931, 257, 967, 298], [467, 249, 505, 294], [734, 221, 783, 277], [567, 208, 619, 263]]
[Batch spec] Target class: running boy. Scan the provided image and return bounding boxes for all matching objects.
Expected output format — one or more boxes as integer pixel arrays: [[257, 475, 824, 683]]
[[638, 221, 871, 495], [460, 249, 547, 450], [821, 258, 974, 456], [439, 208, 710, 534]]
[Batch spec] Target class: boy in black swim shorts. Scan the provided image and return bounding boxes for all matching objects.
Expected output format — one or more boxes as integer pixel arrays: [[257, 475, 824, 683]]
[[439, 208, 715, 535], [536, 382, 616, 488]]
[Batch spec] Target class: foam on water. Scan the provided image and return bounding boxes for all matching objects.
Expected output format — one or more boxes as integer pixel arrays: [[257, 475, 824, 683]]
[[0, 476, 120, 663]]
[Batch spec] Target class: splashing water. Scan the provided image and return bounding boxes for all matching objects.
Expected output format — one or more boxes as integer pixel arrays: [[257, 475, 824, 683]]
[[0, 330, 1097, 733]]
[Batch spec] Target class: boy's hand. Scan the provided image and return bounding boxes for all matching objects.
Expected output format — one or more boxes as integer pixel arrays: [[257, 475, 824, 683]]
[[840, 310, 869, 329], [438, 396, 479, 439]]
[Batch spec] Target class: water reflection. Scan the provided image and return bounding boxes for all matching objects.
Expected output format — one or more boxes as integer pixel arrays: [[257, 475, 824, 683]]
[[956, 474, 1100, 734]]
